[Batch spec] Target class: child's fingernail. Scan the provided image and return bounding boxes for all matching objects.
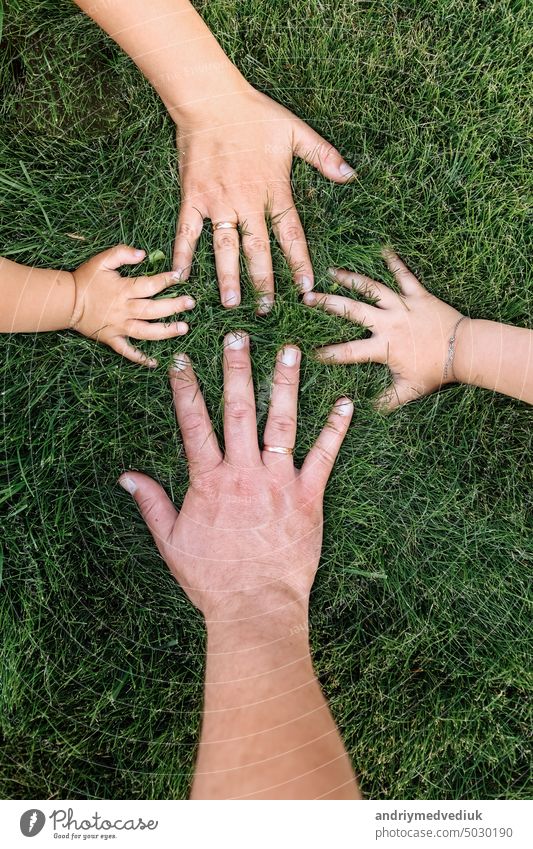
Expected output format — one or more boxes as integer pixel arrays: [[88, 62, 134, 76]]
[[225, 332, 247, 350], [224, 290, 239, 306], [279, 346, 299, 367], [172, 353, 189, 371], [339, 163, 356, 177], [258, 295, 273, 314], [303, 292, 317, 306], [185, 297, 196, 309], [119, 475, 137, 495], [298, 275, 314, 293], [335, 398, 354, 416], [134, 249, 145, 259], [327, 267, 338, 279], [176, 322, 189, 335]]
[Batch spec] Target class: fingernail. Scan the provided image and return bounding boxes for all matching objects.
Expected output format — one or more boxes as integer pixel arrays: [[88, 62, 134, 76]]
[[258, 295, 273, 314], [119, 475, 137, 495], [172, 353, 189, 371], [176, 322, 189, 335], [226, 332, 247, 350], [171, 269, 185, 281], [224, 289, 239, 307], [303, 292, 317, 306], [339, 163, 356, 178], [335, 398, 354, 416], [279, 346, 299, 367], [327, 267, 338, 279], [134, 249, 145, 260], [299, 275, 314, 293], [185, 297, 196, 309]]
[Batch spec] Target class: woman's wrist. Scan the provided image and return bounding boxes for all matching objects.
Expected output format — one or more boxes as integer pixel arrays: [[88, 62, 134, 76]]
[[168, 69, 255, 127], [450, 317, 479, 386]]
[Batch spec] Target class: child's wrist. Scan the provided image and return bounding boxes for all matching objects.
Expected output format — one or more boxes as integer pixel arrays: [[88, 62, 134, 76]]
[[450, 317, 477, 386]]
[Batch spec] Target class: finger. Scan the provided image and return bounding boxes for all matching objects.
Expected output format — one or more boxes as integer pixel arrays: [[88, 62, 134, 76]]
[[240, 213, 275, 314], [211, 217, 241, 308], [98, 244, 146, 271], [262, 346, 300, 470], [375, 379, 423, 413], [223, 332, 260, 467], [300, 398, 354, 494], [270, 196, 314, 293], [381, 249, 424, 297], [170, 353, 222, 474], [111, 337, 157, 368], [135, 271, 184, 297], [173, 203, 204, 279], [328, 267, 396, 308], [133, 295, 195, 321], [127, 319, 189, 341], [293, 121, 356, 183], [118, 472, 178, 555], [315, 339, 382, 365], [303, 290, 380, 328]]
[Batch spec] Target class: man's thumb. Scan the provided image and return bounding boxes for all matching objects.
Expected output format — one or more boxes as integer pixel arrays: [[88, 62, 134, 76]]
[[119, 472, 178, 552]]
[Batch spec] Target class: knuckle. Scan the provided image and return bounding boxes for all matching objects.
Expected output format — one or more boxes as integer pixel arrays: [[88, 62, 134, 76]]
[[281, 223, 303, 243], [314, 444, 335, 467], [269, 413, 296, 434], [247, 236, 268, 254], [181, 412, 204, 435], [178, 221, 195, 238], [215, 233, 237, 251], [225, 399, 254, 421]]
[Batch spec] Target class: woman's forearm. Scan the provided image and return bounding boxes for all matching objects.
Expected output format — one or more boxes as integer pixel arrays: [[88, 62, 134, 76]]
[[73, 0, 250, 122], [0, 257, 75, 333], [455, 319, 533, 404], [191, 610, 360, 800]]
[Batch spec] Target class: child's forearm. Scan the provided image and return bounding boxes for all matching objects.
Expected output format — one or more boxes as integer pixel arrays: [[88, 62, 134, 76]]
[[0, 257, 75, 333], [454, 319, 533, 404]]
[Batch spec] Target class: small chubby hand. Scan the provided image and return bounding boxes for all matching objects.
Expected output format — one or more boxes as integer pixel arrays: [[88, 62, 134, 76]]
[[70, 245, 196, 367], [303, 249, 464, 411], [119, 333, 353, 624]]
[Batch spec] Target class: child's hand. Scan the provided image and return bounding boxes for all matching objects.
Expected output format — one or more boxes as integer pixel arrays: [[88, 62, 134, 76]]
[[303, 249, 465, 411], [70, 245, 195, 367]]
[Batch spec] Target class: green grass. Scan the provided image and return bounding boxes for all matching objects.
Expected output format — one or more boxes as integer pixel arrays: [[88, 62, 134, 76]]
[[0, 0, 532, 799]]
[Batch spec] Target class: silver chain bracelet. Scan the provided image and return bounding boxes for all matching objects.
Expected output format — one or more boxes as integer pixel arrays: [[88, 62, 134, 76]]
[[443, 316, 467, 381]]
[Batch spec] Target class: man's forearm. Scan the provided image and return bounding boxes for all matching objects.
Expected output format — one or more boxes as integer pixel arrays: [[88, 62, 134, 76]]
[[192, 608, 360, 800], [73, 0, 250, 122], [0, 257, 75, 333], [454, 319, 533, 404]]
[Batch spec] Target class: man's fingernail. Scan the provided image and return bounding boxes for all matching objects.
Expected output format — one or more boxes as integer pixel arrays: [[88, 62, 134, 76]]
[[224, 290, 239, 307], [226, 332, 247, 350], [339, 163, 356, 177], [119, 475, 137, 495], [335, 398, 354, 416], [279, 346, 299, 367], [299, 275, 314, 293], [258, 295, 273, 314], [172, 353, 189, 371], [171, 269, 185, 281], [303, 292, 317, 306]]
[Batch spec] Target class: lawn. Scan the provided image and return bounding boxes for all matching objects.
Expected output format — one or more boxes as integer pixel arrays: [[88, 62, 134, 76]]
[[0, 0, 531, 800]]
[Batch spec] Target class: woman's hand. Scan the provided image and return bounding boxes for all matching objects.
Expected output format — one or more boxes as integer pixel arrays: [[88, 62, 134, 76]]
[[119, 333, 353, 623], [304, 250, 465, 411], [173, 88, 356, 314], [71, 245, 195, 367]]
